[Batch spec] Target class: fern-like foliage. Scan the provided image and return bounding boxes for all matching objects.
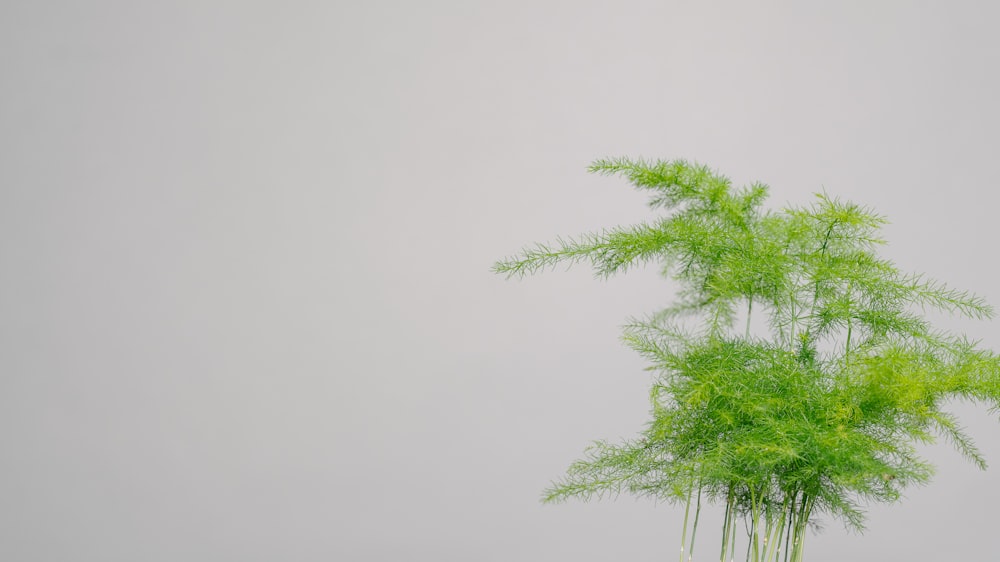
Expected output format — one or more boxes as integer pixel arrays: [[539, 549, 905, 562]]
[[494, 158, 1000, 562]]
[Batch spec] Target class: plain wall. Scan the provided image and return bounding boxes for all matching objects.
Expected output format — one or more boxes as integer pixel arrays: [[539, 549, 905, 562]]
[[2, 1, 999, 560]]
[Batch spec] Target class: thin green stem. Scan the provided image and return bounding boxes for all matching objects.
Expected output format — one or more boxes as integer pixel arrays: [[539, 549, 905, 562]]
[[689, 485, 703, 560], [720, 490, 733, 562], [788, 298, 795, 351], [680, 484, 693, 562], [745, 523, 752, 562], [729, 501, 738, 562], [805, 222, 838, 345], [782, 492, 796, 562], [789, 494, 813, 562], [750, 487, 761, 562], [800, 497, 814, 562], [764, 495, 788, 562], [845, 280, 854, 357]]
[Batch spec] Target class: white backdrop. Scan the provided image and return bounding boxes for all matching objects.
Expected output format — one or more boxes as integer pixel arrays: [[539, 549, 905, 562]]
[[2, 2, 999, 560]]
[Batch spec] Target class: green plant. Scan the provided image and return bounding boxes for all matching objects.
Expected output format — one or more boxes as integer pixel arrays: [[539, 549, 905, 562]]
[[493, 158, 1000, 562]]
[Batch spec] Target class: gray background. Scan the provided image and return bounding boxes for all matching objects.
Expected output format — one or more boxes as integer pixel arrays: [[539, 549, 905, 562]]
[[3, 1, 1000, 560]]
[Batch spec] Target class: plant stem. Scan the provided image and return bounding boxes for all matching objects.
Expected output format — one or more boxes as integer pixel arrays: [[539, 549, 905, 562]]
[[845, 280, 854, 357], [782, 493, 795, 562], [729, 501, 738, 562], [788, 494, 812, 562], [750, 487, 761, 562], [680, 484, 693, 562], [763, 496, 788, 562], [788, 299, 795, 350], [689, 485, 703, 560], [720, 490, 733, 562]]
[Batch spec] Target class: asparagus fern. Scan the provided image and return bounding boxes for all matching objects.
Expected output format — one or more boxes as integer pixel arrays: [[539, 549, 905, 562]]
[[494, 158, 1000, 562]]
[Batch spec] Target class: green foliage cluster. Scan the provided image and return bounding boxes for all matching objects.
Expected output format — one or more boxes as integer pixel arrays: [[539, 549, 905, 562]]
[[494, 158, 1000, 562]]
